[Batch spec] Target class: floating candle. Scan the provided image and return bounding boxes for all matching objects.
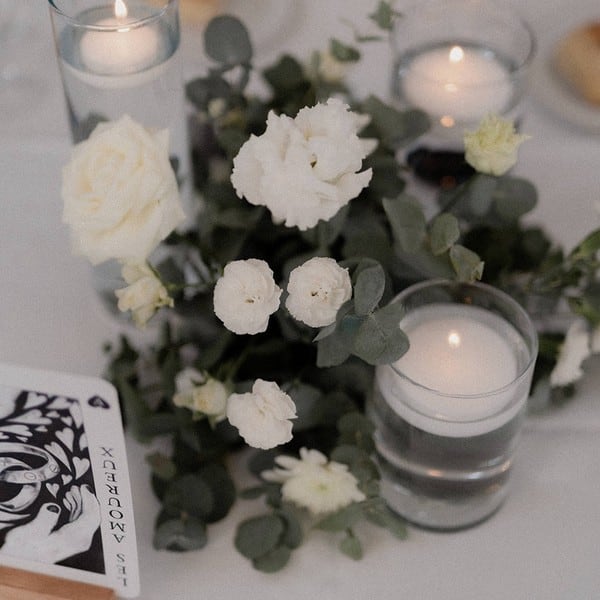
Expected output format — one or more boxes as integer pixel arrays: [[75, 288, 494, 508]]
[[79, 0, 161, 75], [401, 44, 514, 126], [378, 303, 531, 437]]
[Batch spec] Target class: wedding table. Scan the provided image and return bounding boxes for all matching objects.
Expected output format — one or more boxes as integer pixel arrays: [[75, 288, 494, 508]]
[[1, 1, 600, 598]]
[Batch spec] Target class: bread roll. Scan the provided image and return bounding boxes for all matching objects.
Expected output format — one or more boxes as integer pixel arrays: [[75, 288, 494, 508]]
[[554, 22, 600, 106]]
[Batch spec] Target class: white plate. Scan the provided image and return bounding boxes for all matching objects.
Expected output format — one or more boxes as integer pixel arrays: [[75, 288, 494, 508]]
[[531, 41, 600, 133]]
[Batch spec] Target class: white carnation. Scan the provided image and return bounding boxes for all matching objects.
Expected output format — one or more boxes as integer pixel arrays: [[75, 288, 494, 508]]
[[550, 319, 591, 387], [213, 259, 282, 335], [62, 115, 185, 264], [286, 257, 352, 327], [173, 367, 229, 423], [231, 98, 373, 231], [262, 447, 365, 515], [226, 379, 296, 449], [114, 261, 173, 328], [464, 114, 530, 176]]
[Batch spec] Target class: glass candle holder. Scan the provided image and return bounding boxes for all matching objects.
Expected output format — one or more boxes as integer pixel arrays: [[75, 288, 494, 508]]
[[391, 0, 535, 186], [48, 0, 188, 317], [368, 279, 538, 530], [392, 0, 535, 141], [48, 0, 187, 157]]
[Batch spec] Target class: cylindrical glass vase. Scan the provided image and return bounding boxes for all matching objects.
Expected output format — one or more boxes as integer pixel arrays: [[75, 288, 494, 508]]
[[391, 0, 535, 186], [48, 0, 188, 317], [368, 279, 538, 530]]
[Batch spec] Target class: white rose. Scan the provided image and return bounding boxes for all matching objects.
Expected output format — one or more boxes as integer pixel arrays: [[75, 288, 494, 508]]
[[550, 319, 591, 387], [262, 447, 365, 515], [114, 261, 173, 328], [173, 367, 229, 423], [62, 115, 185, 265], [464, 114, 530, 176], [286, 257, 352, 327], [213, 259, 282, 335], [231, 98, 373, 231], [226, 379, 296, 449]]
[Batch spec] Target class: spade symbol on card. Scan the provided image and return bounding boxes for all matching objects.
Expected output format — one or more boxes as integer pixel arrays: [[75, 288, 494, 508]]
[[88, 396, 110, 409]]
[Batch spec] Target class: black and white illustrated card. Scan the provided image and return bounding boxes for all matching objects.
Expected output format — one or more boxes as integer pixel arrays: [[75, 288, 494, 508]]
[[0, 363, 140, 598]]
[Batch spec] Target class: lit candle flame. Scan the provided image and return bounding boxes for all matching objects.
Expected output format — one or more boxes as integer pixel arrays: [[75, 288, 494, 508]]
[[114, 0, 128, 19], [447, 331, 461, 348], [448, 46, 464, 63]]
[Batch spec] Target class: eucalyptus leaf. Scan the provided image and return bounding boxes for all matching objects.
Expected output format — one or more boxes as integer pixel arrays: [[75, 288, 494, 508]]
[[316, 330, 352, 367], [315, 503, 363, 532], [369, 1, 398, 30], [330, 38, 360, 62], [383, 195, 426, 253], [362, 499, 408, 539], [235, 515, 284, 559], [337, 413, 376, 452], [146, 452, 177, 481], [352, 302, 409, 365], [362, 96, 429, 148], [430, 213, 460, 255], [153, 517, 207, 552], [196, 463, 236, 522], [492, 176, 537, 221], [277, 505, 304, 549], [252, 545, 292, 573], [163, 473, 214, 520], [204, 15, 252, 66], [466, 174, 497, 217], [239, 485, 266, 500], [285, 382, 324, 431], [185, 75, 232, 110], [449, 244, 484, 282], [263, 55, 306, 92], [353, 264, 386, 315], [339, 532, 363, 560], [570, 228, 600, 260]]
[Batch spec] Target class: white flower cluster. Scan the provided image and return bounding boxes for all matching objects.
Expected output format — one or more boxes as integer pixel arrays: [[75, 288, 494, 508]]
[[262, 447, 365, 515], [213, 257, 351, 334], [62, 115, 185, 326], [173, 372, 297, 450], [550, 319, 600, 387], [464, 114, 530, 177], [231, 98, 375, 231]]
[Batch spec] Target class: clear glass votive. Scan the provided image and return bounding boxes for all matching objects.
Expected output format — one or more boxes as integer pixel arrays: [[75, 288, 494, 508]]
[[391, 0, 535, 150], [49, 0, 188, 317], [48, 0, 187, 157], [368, 279, 538, 530]]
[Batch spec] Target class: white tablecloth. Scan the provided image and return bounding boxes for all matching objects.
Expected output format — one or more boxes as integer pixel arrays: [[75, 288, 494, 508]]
[[1, 1, 600, 599]]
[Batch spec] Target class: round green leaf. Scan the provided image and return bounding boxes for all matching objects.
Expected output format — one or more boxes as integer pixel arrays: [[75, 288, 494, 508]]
[[153, 517, 207, 552], [252, 545, 292, 573], [204, 15, 252, 66], [354, 264, 386, 316], [339, 532, 363, 560], [235, 515, 284, 559], [197, 463, 236, 523], [163, 473, 214, 520]]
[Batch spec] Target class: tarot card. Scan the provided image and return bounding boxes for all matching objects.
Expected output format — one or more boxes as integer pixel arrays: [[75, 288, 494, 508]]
[[0, 363, 140, 598]]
